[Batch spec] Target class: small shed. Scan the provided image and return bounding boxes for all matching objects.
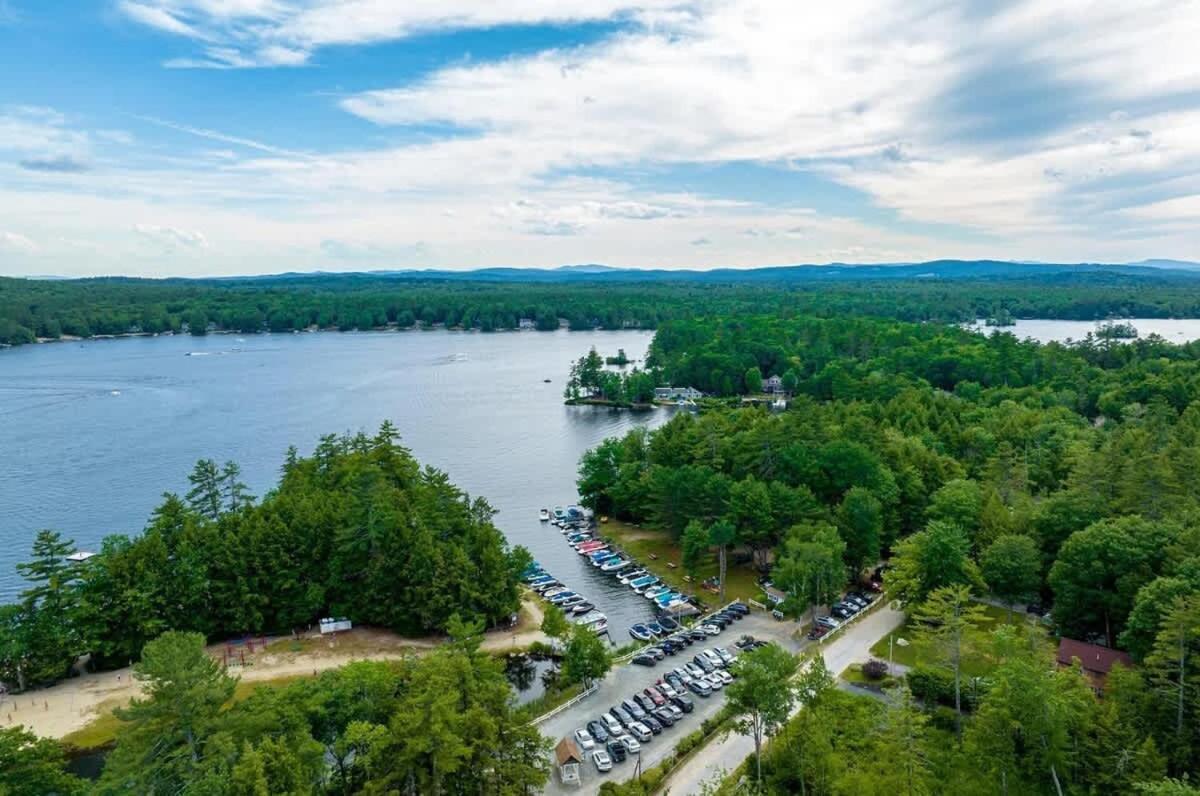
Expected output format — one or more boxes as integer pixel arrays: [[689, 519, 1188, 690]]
[[555, 737, 583, 786]]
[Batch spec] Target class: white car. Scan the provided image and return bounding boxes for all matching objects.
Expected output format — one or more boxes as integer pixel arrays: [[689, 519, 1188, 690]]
[[715, 647, 735, 665], [713, 669, 734, 685], [593, 749, 613, 773], [627, 721, 653, 742], [702, 649, 724, 668], [602, 713, 623, 736], [619, 734, 641, 754], [658, 682, 677, 698], [705, 672, 725, 690], [701, 623, 722, 635], [573, 728, 595, 751]]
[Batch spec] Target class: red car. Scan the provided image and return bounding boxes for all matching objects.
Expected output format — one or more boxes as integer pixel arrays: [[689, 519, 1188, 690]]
[[643, 686, 667, 706], [806, 625, 829, 641]]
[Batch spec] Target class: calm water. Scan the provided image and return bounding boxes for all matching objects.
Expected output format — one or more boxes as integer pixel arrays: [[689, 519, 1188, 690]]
[[966, 318, 1200, 344], [0, 329, 667, 635]]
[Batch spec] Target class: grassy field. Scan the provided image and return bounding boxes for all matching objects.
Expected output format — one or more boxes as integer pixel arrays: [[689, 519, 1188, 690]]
[[598, 519, 763, 605], [868, 603, 1047, 676]]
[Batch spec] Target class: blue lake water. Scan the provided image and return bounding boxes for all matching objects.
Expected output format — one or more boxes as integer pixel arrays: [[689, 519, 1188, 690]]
[[0, 329, 668, 635], [966, 317, 1200, 344]]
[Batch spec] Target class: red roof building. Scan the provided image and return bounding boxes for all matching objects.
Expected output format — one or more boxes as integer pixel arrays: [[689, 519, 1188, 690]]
[[1056, 638, 1133, 694]]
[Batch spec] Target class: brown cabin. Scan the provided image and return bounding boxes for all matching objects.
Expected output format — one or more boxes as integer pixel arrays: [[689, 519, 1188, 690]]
[[1056, 638, 1133, 695]]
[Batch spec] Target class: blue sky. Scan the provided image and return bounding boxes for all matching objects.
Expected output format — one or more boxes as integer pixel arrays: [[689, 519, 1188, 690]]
[[0, 0, 1198, 277]]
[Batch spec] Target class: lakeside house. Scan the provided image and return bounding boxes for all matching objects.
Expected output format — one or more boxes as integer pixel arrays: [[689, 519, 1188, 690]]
[[1056, 638, 1132, 695], [654, 386, 703, 401], [764, 374, 785, 394]]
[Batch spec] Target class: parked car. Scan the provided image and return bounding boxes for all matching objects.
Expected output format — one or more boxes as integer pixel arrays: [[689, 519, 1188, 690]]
[[705, 615, 730, 628], [612, 706, 634, 727], [806, 625, 828, 640], [635, 694, 656, 713], [687, 629, 709, 641], [587, 720, 610, 743], [705, 672, 725, 690], [574, 728, 596, 751], [672, 633, 694, 646], [701, 649, 724, 668], [685, 662, 706, 679], [815, 616, 840, 629], [688, 678, 712, 697], [606, 740, 627, 763], [644, 686, 667, 706], [700, 624, 722, 636], [593, 749, 613, 773], [656, 680, 677, 698], [713, 669, 734, 685], [642, 715, 664, 734], [647, 647, 666, 661], [652, 707, 676, 726], [726, 602, 750, 615], [735, 635, 758, 649], [831, 605, 852, 620], [632, 653, 657, 666], [664, 704, 685, 721], [622, 699, 647, 720], [627, 722, 652, 742], [671, 694, 695, 713], [619, 734, 641, 754], [694, 655, 715, 673], [602, 713, 623, 736]]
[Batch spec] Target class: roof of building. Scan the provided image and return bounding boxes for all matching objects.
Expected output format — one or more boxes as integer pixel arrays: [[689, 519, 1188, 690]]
[[1057, 638, 1133, 675], [555, 737, 582, 765]]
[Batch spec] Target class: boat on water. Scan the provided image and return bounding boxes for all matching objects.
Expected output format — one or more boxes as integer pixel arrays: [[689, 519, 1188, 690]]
[[528, 576, 555, 587], [571, 602, 594, 615], [653, 592, 679, 607], [579, 545, 608, 557], [657, 616, 680, 631], [591, 552, 619, 566], [548, 591, 577, 604], [590, 619, 608, 634], [646, 622, 664, 637], [629, 624, 653, 642], [577, 612, 607, 627], [630, 577, 659, 593], [560, 595, 586, 608], [542, 587, 569, 599], [644, 585, 671, 600], [601, 558, 630, 573], [553, 506, 567, 521], [619, 569, 648, 584], [539, 508, 550, 522]]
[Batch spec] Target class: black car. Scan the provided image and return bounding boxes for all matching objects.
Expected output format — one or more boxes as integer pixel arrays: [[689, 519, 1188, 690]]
[[642, 715, 663, 734], [632, 653, 657, 666], [658, 616, 680, 631], [720, 609, 743, 621], [612, 706, 635, 727], [694, 655, 715, 673], [670, 694, 695, 713], [647, 647, 666, 661], [652, 707, 676, 726], [606, 740, 627, 763], [587, 720, 610, 743], [673, 633, 693, 646], [622, 698, 647, 720], [735, 635, 757, 649], [660, 639, 681, 654], [687, 628, 708, 641], [706, 615, 730, 628], [726, 602, 750, 615], [636, 694, 656, 713]]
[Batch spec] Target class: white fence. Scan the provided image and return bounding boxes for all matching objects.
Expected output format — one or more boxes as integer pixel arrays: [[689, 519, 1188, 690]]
[[532, 682, 600, 725]]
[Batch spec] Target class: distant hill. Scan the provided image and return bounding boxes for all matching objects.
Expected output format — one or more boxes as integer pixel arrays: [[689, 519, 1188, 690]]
[[228, 259, 1200, 285]]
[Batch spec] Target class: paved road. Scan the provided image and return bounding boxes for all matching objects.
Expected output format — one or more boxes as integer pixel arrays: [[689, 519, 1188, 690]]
[[659, 605, 906, 795], [540, 613, 804, 795]]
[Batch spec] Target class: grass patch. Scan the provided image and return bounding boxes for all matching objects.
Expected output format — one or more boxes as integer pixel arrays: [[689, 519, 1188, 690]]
[[869, 603, 1048, 677], [840, 663, 901, 690], [600, 520, 762, 604], [521, 682, 583, 720]]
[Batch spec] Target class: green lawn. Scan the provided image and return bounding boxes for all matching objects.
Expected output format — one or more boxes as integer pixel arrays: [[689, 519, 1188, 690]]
[[599, 520, 763, 604], [840, 662, 901, 690], [869, 603, 1046, 677]]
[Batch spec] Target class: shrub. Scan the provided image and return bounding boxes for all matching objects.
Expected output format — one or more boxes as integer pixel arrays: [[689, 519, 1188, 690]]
[[862, 659, 889, 680], [907, 664, 955, 706]]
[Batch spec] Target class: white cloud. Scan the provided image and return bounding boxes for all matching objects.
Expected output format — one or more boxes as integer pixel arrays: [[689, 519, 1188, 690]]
[[134, 223, 209, 248], [121, 0, 689, 67], [0, 230, 37, 253]]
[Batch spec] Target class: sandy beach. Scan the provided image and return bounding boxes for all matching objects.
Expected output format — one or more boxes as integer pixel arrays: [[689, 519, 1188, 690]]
[[1, 598, 550, 742]]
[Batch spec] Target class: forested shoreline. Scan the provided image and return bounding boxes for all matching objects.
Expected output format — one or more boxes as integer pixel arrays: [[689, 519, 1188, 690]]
[[577, 313, 1200, 793], [8, 269, 1200, 347], [0, 424, 528, 692]]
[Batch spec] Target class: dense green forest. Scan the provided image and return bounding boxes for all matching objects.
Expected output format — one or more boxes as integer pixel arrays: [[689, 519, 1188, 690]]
[[7, 269, 1200, 346], [579, 314, 1200, 792], [0, 424, 528, 691], [2, 625, 550, 795]]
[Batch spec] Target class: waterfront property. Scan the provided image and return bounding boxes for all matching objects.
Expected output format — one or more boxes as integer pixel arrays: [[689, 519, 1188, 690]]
[[653, 386, 703, 401]]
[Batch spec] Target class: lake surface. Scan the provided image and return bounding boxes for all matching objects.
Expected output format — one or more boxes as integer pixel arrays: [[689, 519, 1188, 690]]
[[0, 329, 669, 637], [966, 318, 1200, 344]]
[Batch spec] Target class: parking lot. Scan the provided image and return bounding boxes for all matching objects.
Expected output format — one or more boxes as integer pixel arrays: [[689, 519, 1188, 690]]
[[540, 611, 805, 795]]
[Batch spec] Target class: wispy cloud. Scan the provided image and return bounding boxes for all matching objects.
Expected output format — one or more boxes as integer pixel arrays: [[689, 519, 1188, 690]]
[[134, 114, 311, 158], [19, 154, 91, 173], [134, 223, 208, 248], [0, 230, 37, 253]]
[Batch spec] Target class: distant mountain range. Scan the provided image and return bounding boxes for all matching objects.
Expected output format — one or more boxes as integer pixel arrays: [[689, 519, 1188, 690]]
[[223, 259, 1200, 285]]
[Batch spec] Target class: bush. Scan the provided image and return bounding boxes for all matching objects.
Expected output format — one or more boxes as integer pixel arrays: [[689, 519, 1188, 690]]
[[930, 705, 960, 732], [862, 659, 889, 680], [907, 665, 955, 706]]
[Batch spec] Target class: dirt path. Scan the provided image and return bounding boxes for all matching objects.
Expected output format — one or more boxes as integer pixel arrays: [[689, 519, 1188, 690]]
[[0, 598, 549, 742]]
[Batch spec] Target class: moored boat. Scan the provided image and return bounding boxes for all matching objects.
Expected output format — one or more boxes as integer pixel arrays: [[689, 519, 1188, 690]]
[[629, 624, 653, 642], [571, 602, 594, 614], [539, 508, 550, 522]]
